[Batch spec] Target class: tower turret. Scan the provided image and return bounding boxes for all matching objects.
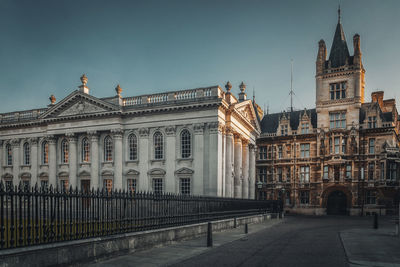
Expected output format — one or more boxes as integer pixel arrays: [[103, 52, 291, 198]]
[[316, 39, 327, 75]]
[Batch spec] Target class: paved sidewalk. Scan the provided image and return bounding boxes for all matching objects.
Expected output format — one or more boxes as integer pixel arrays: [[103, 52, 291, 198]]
[[87, 218, 282, 267], [340, 221, 400, 267]]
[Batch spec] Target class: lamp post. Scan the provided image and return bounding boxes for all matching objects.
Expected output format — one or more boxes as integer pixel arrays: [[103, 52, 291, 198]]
[[257, 181, 263, 200], [360, 166, 365, 216]]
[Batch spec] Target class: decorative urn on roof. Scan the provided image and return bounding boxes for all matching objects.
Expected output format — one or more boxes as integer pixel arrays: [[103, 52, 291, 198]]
[[79, 74, 90, 94]]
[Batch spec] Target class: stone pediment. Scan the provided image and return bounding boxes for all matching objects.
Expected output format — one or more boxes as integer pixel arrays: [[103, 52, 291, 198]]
[[40, 91, 118, 119], [234, 100, 261, 131], [175, 167, 194, 175], [148, 168, 166, 176], [125, 169, 140, 176]]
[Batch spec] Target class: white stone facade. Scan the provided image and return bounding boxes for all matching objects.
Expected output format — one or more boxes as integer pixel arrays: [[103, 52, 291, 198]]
[[0, 77, 260, 198]]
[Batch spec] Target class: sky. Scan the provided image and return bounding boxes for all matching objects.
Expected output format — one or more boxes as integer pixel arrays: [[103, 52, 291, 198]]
[[0, 0, 399, 114]]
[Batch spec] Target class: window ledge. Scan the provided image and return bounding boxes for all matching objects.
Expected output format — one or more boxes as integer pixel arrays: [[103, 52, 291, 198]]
[[126, 160, 139, 163], [177, 158, 193, 163], [151, 159, 165, 164]]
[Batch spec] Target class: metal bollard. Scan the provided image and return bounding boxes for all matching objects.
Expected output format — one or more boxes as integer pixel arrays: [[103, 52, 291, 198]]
[[207, 222, 213, 247], [373, 213, 378, 229], [245, 223, 248, 234]]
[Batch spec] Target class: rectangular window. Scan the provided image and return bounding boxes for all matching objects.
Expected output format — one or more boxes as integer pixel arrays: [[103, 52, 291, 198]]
[[381, 162, 385, 180], [300, 191, 310, 204], [152, 178, 163, 194], [278, 145, 283, 159], [389, 162, 397, 180], [259, 167, 267, 183], [368, 163, 374, 180], [342, 138, 347, 154], [281, 124, 288, 136], [287, 167, 291, 181], [334, 137, 340, 154], [60, 180, 69, 192], [346, 165, 352, 179], [329, 112, 346, 129], [368, 116, 377, 129], [268, 146, 272, 159], [300, 166, 310, 183], [259, 147, 267, 160], [286, 145, 291, 158], [301, 123, 309, 134], [366, 191, 376, 205], [103, 179, 113, 193], [277, 167, 282, 182], [330, 82, 347, 100], [127, 178, 137, 193], [323, 165, 329, 179], [369, 139, 375, 154], [300, 144, 310, 158], [179, 178, 191, 195]]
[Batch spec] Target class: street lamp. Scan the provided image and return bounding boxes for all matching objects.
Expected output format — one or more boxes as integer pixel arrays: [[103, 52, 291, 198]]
[[257, 181, 263, 200]]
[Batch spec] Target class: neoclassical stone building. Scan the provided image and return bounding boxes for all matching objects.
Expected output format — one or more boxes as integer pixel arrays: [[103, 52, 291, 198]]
[[0, 75, 260, 198], [256, 10, 400, 215]]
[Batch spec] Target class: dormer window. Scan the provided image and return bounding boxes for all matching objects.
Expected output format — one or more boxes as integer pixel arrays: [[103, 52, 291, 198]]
[[368, 116, 377, 128], [301, 123, 309, 134], [281, 124, 288, 136], [330, 82, 346, 100]]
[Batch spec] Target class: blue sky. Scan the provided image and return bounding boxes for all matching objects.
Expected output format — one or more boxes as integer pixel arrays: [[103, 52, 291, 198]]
[[0, 0, 399, 114]]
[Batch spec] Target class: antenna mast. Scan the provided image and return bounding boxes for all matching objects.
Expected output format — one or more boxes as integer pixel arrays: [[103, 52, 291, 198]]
[[290, 59, 294, 112]]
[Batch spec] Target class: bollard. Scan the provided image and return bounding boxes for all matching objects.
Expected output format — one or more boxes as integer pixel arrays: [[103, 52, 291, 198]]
[[207, 222, 213, 247], [245, 223, 248, 234], [234, 218, 237, 228], [373, 213, 378, 229]]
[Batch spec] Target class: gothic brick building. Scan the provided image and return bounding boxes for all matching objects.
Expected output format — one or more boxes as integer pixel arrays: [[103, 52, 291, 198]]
[[256, 10, 400, 215]]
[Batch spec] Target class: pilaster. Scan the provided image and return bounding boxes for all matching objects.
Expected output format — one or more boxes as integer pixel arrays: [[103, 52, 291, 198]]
[[30, 138, 38, 186], [233, 134, 242, 198], [11, 139, 20, 186], [138, 128, 149, 191], [225, 127, 234, 197], [208, 122, 219, 196], [242, 140, 249, 199], [66, 133, 77, 189], [89, 131, 99, 189], [249, 144, 256, 199], [112, 129, 123, 190], [193, 123, 205, 195], [47, 136, 57, 187], [165, 126, 176, 193]]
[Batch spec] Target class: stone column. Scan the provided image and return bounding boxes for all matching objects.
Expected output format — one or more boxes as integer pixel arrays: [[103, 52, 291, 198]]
[[165, 126, 176, 193], [193, 123, 205, 195], [48, 136, 57, 187], [208, 122, 219, 196], [30, 138, 38, 186], [67, 134, 78, 189], [113, 129, 123, 190], [0, 141, 4, 180], [89, 131, 99, 190], [225, 128, 234, 197], [11, 139, 20, 186], [234, 135, 242, 198], [242, 141, 249, 199], [138, 128, 150, 191], [249, 144, 256, 199]]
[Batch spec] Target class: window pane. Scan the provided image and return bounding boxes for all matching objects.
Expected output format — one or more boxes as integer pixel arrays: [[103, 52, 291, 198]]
[[154, 132, 164, 159], [180, 130, 191, 158]]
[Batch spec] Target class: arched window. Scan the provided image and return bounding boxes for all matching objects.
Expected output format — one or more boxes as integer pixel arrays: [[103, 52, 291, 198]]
[[154, 132, 163, 159], [61, 139, 69, 163], [180, 129, 191, 158], [82, 138, 90, 162], [23, 142, 30, 165], [42, 141, 49, 164], [104, 136, 113, 161], [6, 144, 12, 166], [128, 134, 137, 160]]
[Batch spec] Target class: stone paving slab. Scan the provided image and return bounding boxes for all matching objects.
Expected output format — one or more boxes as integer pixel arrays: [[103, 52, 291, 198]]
[[87, 218, 282, 267], [340, 227, 400, 267]]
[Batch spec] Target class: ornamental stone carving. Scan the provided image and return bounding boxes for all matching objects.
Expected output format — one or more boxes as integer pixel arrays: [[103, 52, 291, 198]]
[[139, 128, 150, 137], [165, 126, 176, 136], [208, 122, 220, 133], [11, 139, 20, 147], [58, 100, 106, 117], [29, 137, 38, 145], [111, 128, 124, 138], [45, 135, 57, 145], [194, 123, 205, 134]]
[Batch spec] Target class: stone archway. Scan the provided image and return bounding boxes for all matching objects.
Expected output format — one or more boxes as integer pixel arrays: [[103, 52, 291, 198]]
[[327, 191, 347, 215], [321, 186, 352, 215]]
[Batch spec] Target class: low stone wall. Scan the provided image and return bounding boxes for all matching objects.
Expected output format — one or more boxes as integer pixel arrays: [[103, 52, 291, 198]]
[[0, 213, 273, 267]]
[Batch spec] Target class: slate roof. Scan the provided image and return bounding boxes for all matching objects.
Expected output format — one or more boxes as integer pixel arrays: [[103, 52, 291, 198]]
[[260, 109, 317, 134], [328, 21, 350, 68]]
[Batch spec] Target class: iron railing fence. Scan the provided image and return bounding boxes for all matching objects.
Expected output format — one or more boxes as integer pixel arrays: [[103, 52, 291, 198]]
[[0, 182, 281, 250]]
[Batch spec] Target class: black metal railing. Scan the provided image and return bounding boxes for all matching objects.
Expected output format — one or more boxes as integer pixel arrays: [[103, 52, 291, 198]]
[[0, 181, 281, 250]]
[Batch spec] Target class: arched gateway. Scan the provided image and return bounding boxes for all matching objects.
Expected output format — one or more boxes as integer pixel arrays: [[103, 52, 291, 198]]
[[327, 191, 347, 215]]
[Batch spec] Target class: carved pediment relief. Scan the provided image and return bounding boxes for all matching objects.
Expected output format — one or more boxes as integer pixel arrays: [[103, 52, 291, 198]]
[[79, 170, 91, 177], [175, 167, 194, 175], [58, 101, 107, 117], [148, 168, 166, 176], [125, 169, 140, 176], [19, 172, 31, 179], [2, 173, 13, 179], [101, 169, 114, 176]]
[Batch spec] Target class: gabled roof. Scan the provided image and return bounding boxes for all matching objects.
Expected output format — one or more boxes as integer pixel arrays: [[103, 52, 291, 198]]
[[328, 21, 350, 68], [260, 109, 317, 134]]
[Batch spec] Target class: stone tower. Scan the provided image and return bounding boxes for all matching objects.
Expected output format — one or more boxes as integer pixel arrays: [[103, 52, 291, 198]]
[[315, 8, 365, 130]]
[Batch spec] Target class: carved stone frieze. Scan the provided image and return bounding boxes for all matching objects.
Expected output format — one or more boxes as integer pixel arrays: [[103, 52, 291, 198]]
[[29, 137, 38, 145], [194, 123, 205, 134], [139, 128, 150, 137], [58, 100, 106, 117], [111, 128, 124, 139], [208, 122, 220, 134], [165, 126, 177, 136], [11, 139, 20, 147]]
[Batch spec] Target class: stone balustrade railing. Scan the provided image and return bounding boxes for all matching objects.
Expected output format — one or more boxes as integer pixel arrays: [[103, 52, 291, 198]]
[[0, 108, 47, 124], [122, 86, 220, 107]]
